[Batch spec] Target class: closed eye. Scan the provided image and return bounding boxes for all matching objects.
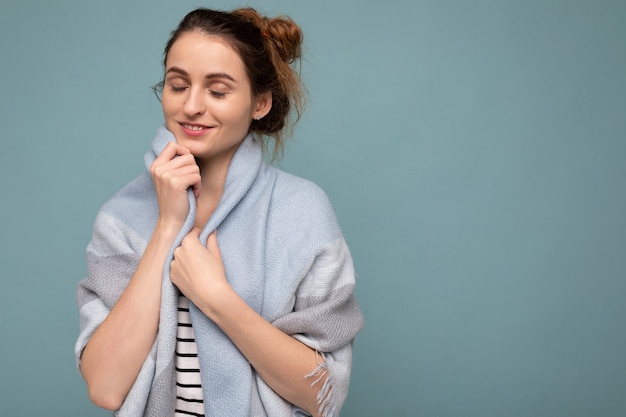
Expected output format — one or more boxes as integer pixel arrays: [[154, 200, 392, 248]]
[[210, 90, 227, 98]]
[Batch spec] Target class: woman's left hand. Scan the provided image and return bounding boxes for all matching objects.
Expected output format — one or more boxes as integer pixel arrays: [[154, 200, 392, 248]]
[[170, 228, 230, 313], [171, 228, 325, 416]]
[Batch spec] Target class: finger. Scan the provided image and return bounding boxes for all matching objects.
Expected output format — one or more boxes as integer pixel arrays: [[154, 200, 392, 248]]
[[169, 163, 200, 179], [167, 142, 192, 156], [150, 144, 177, 175], [206, 230, 219, 251], [154, 142, 178, 162], [179, 227, 200, 248], [159, 172, 201, 194], [188, 227, 202, 240], [174, 143, 192, 156], [192, 181, 201, 199], [157, 152, 197, 171], [169, 163, 201, 198], [152, 158, 200, 188], [153, 143, 192, 165]]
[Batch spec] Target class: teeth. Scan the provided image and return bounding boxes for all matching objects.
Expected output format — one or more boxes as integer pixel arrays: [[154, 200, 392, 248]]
[[183, 124, 205, 131]]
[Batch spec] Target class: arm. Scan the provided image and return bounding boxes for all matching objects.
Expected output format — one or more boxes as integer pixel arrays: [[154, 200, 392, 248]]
[[80, 143, 200, 410], [80, 223, 177, 410], [209, 286, 325, 416], [171, 229, 326, 417]]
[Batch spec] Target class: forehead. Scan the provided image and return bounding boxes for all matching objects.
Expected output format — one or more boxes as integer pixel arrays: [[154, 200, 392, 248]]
[[165, 31, 248, 82]]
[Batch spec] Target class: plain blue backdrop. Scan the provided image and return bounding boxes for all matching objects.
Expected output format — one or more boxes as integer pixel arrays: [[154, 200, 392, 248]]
[[1, 0, 625, 416]]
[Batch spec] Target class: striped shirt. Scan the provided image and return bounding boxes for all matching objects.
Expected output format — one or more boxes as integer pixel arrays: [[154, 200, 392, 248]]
[[175, 295, 205, 417]]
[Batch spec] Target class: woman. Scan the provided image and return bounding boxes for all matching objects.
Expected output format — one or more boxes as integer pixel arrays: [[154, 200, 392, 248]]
[[75, 7, 363, 417]]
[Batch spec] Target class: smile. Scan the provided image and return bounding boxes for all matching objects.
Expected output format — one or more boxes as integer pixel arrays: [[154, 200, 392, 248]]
[[181, 123, 207, 131], [179, 122, 213, 137]]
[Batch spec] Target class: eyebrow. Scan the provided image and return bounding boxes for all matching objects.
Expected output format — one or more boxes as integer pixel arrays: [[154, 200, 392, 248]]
[[165, 66, 236, 82]]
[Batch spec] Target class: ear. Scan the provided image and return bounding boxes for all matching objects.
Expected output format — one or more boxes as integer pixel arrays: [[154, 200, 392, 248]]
[[252, 91, 272, 120]]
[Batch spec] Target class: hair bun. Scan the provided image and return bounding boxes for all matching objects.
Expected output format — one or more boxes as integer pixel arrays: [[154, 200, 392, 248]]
[[232, 8, 303, 63], [261, 16, 303, 63]]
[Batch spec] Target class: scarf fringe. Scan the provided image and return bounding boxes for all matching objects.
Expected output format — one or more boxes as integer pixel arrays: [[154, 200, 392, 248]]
[[305, 351, 337, 417]]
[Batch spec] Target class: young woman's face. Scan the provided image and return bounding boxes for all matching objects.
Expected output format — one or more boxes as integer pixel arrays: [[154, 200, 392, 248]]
[[161, 31, 270, 163]]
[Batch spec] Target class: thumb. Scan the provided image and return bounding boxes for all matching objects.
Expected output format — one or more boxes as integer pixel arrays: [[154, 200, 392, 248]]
[[188, 226, 201, 240], [206, 230, 219, 251]]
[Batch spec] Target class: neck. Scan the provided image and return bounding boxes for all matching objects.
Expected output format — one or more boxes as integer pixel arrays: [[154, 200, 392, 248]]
[[193, 147, 237, 228]]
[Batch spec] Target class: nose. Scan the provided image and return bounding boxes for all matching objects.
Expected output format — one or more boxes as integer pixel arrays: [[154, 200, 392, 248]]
[[183, 87, 206, 117]]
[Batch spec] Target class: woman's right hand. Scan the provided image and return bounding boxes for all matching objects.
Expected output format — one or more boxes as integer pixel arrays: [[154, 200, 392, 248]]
[[82, 141, 200, 410], [149, 142, 201, 230]]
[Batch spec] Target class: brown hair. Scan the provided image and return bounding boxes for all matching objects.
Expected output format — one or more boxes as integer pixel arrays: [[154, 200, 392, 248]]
[[155, 7, 305, 159]]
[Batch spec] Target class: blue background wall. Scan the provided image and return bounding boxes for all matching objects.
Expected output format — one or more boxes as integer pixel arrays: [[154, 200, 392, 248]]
[[1, 1, 625, 416]]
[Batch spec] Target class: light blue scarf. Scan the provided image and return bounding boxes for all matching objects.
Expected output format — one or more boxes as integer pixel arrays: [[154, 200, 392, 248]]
[[75, 126, 363, 416]]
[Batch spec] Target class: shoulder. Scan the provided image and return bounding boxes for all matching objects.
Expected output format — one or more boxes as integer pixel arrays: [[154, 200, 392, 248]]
[[267, 167, 343, 244], [273, 169, 332, 207]]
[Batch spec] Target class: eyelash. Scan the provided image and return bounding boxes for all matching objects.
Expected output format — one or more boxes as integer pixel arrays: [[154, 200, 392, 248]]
[[169, 85, 226, 99], [210, 90, 226, 98]]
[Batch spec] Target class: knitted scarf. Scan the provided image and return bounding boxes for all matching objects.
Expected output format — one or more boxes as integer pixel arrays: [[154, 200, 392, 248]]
[[75, 126, 363, 417]]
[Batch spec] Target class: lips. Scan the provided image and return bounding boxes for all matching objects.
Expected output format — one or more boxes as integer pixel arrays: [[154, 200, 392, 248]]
[[180, 122, 211, 136], [181, 123, 205, 131]]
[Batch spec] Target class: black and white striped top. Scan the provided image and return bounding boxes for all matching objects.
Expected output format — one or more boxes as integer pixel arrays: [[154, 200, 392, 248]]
[[175, 295, 205, 417]]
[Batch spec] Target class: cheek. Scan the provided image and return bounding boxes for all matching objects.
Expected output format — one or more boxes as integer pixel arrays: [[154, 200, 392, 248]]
[[161, 98, 181, 133], [161, 96, 176, 117], [219, 98, 254, 123]]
